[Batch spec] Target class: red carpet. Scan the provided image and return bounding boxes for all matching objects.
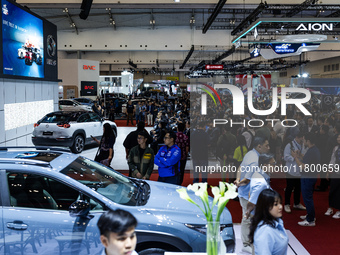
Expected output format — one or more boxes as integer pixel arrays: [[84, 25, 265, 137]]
[[121, 171, 338, 255], [114, 119, 154, 128]]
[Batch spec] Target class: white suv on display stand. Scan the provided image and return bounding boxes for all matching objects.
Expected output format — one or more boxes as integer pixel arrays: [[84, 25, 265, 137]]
[[32, 111, 117, 153]]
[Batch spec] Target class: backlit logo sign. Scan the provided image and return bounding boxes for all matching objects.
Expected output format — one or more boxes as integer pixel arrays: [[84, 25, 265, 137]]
[[274, 44, 295, 53], [47, 35, 56, 57], [250, 48, 260, 58], [84, 86, 94, 90], [296, 23, 333, 31], [205, 65, 224, 70], [83, 65, 96, 70]]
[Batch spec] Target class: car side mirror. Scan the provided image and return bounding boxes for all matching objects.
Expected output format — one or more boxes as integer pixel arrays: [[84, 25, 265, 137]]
[[69, 200, 91, 217]]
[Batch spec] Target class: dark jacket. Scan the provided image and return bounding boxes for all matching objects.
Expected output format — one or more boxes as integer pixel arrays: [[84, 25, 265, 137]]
[[128, 145, 154, 179]]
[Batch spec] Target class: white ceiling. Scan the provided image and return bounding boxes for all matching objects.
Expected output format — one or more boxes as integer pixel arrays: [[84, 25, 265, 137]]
[[16, 0, 340, 74]]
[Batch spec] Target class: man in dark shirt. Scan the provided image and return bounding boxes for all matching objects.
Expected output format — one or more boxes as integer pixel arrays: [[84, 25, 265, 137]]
[[292, 132, 320, 226], [123, 122, 152, 176], [126, 100, 135, 126], [128, 131, 154, 180]]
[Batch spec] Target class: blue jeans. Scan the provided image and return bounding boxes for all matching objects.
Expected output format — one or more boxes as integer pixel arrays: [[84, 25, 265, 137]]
[[158, 175, 179, 185], [192, 159, 208, 183], [301, 178, 317, 222]]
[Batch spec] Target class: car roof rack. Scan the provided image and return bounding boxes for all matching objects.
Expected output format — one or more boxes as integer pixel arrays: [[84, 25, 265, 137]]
[[0, 146, 71, 153], [0, 158, 52, 168]]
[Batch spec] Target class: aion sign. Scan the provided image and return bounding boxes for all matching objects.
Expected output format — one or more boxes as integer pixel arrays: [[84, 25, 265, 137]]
[[296, 23, 333, 31]]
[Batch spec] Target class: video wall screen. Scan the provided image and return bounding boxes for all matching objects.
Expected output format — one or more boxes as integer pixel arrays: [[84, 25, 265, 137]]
[[1, 0, 58, 81]]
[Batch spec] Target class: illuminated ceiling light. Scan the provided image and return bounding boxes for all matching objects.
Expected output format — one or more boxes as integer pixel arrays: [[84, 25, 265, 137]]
[[174, 0, 180, 2]]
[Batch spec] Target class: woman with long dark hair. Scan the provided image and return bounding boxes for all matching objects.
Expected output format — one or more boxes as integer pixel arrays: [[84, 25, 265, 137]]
[[249, 189, 288, 255], [92, 123, 116, 167]]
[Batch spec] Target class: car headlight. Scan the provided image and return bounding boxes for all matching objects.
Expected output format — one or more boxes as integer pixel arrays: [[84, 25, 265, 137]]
[[184, 223, 229, 235]]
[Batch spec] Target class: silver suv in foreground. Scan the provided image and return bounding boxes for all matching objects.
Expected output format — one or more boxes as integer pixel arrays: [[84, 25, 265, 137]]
[[0, 147, 235, 255]]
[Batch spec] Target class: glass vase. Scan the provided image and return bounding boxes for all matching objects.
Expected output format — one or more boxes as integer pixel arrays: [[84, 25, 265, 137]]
[[206, 221, 220, 255]]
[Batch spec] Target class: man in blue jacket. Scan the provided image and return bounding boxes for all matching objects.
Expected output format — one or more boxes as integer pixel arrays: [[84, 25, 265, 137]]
[[155, 131, 181, 185]]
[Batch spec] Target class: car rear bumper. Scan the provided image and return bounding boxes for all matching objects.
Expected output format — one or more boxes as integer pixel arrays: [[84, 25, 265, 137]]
[[32, 136, 74, 147]]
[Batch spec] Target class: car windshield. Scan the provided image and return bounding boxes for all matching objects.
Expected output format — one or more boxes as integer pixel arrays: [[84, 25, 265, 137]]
[[61, 157, 142, 206]]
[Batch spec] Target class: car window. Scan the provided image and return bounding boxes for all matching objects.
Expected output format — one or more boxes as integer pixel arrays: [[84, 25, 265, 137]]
[[62, 100, 73, 105], [40, 114, 70, 123], [7, 172, 104, 211], [78, 113, 90, 123], [61, 157, 141, 206], [40, 112, 80, 123], [88, 112, 102, 122]]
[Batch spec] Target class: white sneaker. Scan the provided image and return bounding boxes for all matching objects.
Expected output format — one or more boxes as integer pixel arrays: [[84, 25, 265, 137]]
[[325, 208, 333, 216], [300, 215, 316, 221], [298, 219, 316, 226], [241, 245, 252, 254], [332, 211, 340, 219], [293, 203, 306, 210], [284, 205, 291, 213]]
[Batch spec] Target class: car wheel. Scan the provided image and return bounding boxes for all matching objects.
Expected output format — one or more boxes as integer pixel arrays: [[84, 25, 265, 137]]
[[25, 58, 32, 65], [71, 135, 85, 153], [139, 248, 165, 255]]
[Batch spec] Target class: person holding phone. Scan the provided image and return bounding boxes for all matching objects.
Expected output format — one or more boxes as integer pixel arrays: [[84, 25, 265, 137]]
[[92, 123, 116, 167]]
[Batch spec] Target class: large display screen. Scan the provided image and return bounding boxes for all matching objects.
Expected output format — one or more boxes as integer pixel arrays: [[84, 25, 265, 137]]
[[2, 0, 44, 78], [0, 0, 58, 81]]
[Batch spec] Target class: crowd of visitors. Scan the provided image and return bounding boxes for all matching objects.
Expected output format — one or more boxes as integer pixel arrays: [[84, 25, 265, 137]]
[[90, 87, 340, 254]]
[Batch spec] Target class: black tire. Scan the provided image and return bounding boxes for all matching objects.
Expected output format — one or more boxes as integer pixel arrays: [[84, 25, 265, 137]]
[[36, 56, 42, 65], [71, 135, 85, 153], [25, 58, 32, 65], [139, 248, 165, 255]]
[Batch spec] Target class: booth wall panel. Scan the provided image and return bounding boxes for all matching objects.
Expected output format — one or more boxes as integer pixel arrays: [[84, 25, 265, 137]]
[[26, 83, 35, 102], [5, 139, 16, 146], [16, 126, 26, 139], [5, 129, 16, 141], [4, 81, 16, 104], [0, 79, 59, 146], [0, 80, 3, 111], [15, 80, 26, 103], [0, 111, 4, 144], [34, 82, 42, 101]]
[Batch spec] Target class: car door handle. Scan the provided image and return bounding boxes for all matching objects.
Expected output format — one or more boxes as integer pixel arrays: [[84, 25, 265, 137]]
[[7, 221, 28, 230]]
